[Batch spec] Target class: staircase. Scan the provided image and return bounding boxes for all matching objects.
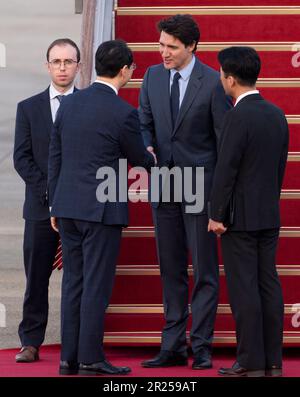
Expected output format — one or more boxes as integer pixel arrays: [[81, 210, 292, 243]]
[[104, 0, 300, 346]]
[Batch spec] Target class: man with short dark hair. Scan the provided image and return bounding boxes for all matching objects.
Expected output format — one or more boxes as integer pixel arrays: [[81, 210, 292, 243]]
[[48, 39, 155, 376], [13, 38, 80, 363], [209, 46, 289, 377], [139, 14, 231, 369]]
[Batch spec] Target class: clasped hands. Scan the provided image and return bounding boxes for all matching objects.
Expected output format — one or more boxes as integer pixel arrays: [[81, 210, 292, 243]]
[[208, 219, 227, 236]]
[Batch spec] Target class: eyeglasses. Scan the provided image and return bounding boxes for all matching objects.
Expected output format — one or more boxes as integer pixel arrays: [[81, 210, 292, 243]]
[[129, 63, 137, 71], [48, 59, 78, 69]]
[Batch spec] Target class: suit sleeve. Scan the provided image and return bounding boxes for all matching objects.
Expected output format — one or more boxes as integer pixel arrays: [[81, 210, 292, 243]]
[[211, 80, 233, 150], [278, 118, 289, 196], [13, 102, 47, 205], [210, 111, 247, 222], [120, 109, 155, 172], [138, 67, 155, 148], [47, 106, 63, 207]]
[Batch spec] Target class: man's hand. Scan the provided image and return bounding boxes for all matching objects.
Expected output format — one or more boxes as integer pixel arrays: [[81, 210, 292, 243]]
[[208, 218, 227, 235], [51, 217, 59, 232], [147, 146, 157, 165]]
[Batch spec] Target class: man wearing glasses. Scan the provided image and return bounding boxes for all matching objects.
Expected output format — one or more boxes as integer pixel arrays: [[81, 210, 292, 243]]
[[13, 38, 80, 363]]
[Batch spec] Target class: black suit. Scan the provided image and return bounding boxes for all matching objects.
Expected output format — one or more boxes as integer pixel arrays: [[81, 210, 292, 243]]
[[48, 83, 154, 363], [13, 87, 77, 347], [139, 58, 232, 355], [210, 93, 289, 369]]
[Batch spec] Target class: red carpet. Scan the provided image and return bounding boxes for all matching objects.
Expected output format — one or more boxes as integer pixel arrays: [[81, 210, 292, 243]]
[[0, 345, 299, 377], [116, 15, 300, 42], [120, 87, 300, 114], [129, 51, 300, 79]]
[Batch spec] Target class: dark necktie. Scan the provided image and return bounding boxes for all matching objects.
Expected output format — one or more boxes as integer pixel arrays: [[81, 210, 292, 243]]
[[170, 72, 181, 128], [52, 94, 64, 271]]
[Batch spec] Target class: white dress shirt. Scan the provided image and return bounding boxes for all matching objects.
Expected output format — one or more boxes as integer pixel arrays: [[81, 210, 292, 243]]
[[235, 90, 259, 107], [94, 79, 118, 95], [49, 83, 75, 122], [170, 55, 196, 107]]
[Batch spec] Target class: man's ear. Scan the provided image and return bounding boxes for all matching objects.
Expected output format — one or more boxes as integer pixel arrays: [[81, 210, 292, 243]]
[[120, 65, 128, 78], [228, 75, 235, 88], [76, 62, 82, 73], [45, 61, 51, 74], [188, 42, 196, 53]]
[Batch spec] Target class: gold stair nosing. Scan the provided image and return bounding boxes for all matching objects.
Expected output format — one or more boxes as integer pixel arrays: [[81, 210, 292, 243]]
[[106, 303, 300, 315], [115, 266, 300, 276], [116, 6, 300, 16], [129, 42, 300, 52], [286, 115, 300, 124], [281, 190, 300, 199], [122, 227, 300, 238], [127, 189, 300, 200], [288, 152, 300, 161], [104, 332, 300, 344], [258, 79, 300, 88], [125, 78, 300, 88]]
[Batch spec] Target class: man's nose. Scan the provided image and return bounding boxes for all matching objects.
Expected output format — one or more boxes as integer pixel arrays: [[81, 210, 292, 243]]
[[161, 47, 169, 57]]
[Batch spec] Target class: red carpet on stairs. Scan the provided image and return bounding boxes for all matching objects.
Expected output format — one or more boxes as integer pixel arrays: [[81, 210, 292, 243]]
[[0, 345, 299, 377], [111, 1, 300, 348]]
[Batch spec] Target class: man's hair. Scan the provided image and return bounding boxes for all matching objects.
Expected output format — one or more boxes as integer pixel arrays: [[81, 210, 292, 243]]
[[218, 46, 261, 86], [95, 39, 133, 78], [46, 38, 81, 62], [157, 14, 200, 53]]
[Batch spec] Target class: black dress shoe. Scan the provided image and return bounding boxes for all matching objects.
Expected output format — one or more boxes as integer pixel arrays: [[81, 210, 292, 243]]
[[192, 350, 212, 370], [265, 366, 282, 377], [218, 362, 265, 377], [141, 351, 188, 368], [59, 360, 79, 375], [78, 360, 131, 376]]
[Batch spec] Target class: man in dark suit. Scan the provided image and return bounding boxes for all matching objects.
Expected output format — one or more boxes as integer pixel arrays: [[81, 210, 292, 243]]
[[208, 46, 289, 377], [139, 15, 231, 369], [13, 38, 80, 363], [48, 40, 155, 376]]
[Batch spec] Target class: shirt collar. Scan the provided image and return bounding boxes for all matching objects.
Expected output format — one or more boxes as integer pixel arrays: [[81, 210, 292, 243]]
[[235, 90, 259, 106], [49, 83, 74, 100], [95, 79, 118, 95], [170, 55, 195, 81]]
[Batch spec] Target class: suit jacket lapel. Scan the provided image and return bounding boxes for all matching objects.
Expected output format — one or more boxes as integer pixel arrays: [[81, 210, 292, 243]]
[[39, 87, 53, 135], [172, 59, 203, 136], [160, 68, 173, 132]]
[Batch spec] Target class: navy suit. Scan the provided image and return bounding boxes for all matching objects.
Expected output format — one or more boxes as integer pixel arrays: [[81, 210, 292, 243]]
[[13, 87, 77, 347], [139, 58, 232, 355], [48, 82, 154, 363]]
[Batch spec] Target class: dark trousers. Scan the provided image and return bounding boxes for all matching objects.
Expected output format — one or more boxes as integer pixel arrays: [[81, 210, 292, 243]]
[[58, 218, 122, 364], [18, 219, 59, 347], [221, 229, 284, 370], [152, 201, 219, 355]]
